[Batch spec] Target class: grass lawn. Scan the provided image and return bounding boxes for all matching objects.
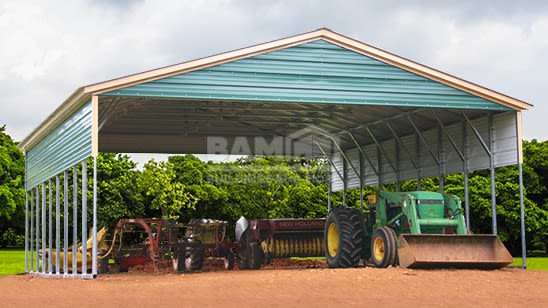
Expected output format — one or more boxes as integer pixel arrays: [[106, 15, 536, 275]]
[[1, 249, 547, 275], [511, 257, 548, 270], [0, 249, 25, 276]]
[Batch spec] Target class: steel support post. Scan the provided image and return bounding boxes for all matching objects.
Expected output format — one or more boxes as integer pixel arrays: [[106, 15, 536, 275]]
[[516, 111, 527, 269], [25, 191, 29, 273], [328, 166, 332, 213], [488, 115, 497, 235], [64, 170, 69, 275], [463, 121, 470, 229], [438, 128, 445, 193], [72, 166, 78, 275], [463, 112, 496, 234], [395, 140, 401, 192], [48, 179, 53, 273], [377, 147, 382, 188], [92, 156, 98, 276], [41, 183, 46, 274], [55, 176, 60, 274], [518, 163, 527, 269], [81, 160, 88, 275], [359, 153, 364, 211], [35, 186, 39, 272], [416, 134, 421, 191], [342, 159, 347, 206]]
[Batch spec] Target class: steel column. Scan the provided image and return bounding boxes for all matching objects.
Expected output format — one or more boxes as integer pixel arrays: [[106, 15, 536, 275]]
[[81, 160, 88, 275], [55, 176, 60, 274], [29, 190, 33, 272], [416, 134, 422, 191], [463, 121, 470, 229], [377, 146, 382, 188], [395, 139, 401, 192], [328, 165, 332, 213], [463, 112, 496, 233], [48, 179, 53, 273], [359, 152, 364, 211], [438, 127, 445, 193], [488, 115, 497, 235], [41, 183, 46, 274], [25, 191, 29, 273], [35, 186, 39, 272], [342, 158, 347, 206], [516, 111, 526, 269], [92, 156, 98, 276], [63, 170, 69, 275], [518, 163, 526, 269], [72, 166, 77, 275]]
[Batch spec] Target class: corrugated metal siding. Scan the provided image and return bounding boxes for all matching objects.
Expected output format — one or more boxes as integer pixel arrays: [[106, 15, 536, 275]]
[[26, 101, 92, 189], [103, 40, 508, 110], [332, 112, 518, 191]]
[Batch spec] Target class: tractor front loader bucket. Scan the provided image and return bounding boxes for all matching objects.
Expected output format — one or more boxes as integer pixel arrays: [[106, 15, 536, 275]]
[[397, 234, 513, 269]]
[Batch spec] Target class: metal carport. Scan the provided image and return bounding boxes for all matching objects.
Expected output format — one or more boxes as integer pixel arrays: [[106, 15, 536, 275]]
[[19, 28, 532, 278]]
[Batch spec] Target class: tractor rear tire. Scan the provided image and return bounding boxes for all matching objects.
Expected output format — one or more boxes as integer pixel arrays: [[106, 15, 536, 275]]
[[186, 247, 205, 271], [371, 227, 398, 268], [324, 207, 364, 268]]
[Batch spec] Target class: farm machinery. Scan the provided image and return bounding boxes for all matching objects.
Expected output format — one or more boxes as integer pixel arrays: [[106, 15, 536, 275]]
[[324, 190, 513, 269], [235, 217, 326, 269], [104, 218, 237, 272], [234, 190, 513, 270]]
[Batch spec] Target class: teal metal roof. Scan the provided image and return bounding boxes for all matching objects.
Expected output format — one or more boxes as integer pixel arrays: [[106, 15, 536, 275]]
[[103, 40, 509, 111]]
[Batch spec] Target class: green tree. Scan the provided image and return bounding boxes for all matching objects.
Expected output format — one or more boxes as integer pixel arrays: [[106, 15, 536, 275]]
[[0, 126, 25, 247], [138, 160, 197, 219], [92, 153, 145, 229], [168, 155, 228, 222]]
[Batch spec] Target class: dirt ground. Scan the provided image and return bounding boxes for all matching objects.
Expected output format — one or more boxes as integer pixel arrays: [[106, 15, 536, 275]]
[[3, 261, 548, 307]]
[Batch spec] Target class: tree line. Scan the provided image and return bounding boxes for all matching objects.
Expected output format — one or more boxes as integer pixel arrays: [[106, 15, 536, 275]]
[[1, 125, 547, 255]]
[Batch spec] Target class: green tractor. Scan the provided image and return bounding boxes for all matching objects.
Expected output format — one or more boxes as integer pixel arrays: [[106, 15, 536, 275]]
[[325, 190, 513, 269]]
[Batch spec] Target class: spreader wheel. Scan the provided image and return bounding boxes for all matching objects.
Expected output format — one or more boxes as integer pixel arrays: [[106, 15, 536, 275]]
[[248, 242, 263, 270], [173, 250, 187, 272], [223, 253, 234, 270], [186, 247, 205, 271]]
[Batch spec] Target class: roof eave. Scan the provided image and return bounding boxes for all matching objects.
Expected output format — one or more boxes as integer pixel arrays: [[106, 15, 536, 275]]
[[19, 88, 91, 152]]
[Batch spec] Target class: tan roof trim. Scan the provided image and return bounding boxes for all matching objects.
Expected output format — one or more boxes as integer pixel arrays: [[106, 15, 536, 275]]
[[20, 28, 531, 152]]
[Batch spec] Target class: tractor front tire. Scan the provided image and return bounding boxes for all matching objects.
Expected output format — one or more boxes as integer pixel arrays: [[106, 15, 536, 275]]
[[324, 207, 364, 268], [371, 227, 398, 268]]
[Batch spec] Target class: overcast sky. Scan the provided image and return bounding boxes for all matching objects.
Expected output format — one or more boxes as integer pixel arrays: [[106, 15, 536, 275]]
[[1, 0, 547, 145]]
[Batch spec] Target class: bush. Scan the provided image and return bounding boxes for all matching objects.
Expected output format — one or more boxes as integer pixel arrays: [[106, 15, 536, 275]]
[[0, 228, 24, 247]]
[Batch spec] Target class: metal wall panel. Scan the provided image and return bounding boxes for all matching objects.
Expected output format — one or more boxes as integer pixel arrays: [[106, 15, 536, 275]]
[[330, 153, 344, 192], [332, 112, 518, 191], [493, 112, 518, 167], [103, 40, 508, 111], [26, 101, 92, 189]]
